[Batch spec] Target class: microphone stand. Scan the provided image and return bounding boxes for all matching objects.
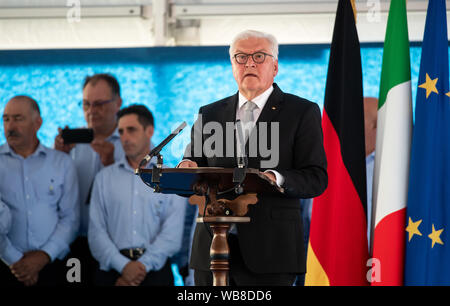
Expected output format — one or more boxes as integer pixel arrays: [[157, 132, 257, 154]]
[[218, 120, 247, 196], [135, 121, 187, 191]]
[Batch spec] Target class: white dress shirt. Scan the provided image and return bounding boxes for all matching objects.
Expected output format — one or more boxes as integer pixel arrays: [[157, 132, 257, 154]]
[[180, 85, 284, 187], [237, 86, 284, 187]]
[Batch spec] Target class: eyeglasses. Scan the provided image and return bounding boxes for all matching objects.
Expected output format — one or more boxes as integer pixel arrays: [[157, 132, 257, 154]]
[[80, 98, 115, 110], [233, 52, 274, 64]]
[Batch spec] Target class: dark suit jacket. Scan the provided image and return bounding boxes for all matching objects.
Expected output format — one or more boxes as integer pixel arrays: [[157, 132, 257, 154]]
[[185, 83, 327, 274]]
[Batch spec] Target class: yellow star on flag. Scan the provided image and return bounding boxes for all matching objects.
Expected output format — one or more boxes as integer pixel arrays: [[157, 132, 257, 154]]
[[446, 92, 450, 98], [428, 224, 444, 248], [406, 217, 422, 242], [418, 73, 439, 98]]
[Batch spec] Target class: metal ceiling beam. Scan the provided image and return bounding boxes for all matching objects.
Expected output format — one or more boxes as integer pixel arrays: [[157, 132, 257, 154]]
[[0, 6, 141, 19], [171, 1, 450, 19]]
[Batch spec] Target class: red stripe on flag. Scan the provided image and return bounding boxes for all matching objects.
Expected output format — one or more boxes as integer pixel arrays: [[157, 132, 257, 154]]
[[371, 208, 406, 286], [309, 110, 369, 286]]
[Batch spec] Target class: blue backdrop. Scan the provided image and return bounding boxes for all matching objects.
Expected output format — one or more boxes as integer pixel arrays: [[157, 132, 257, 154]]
[[0, 44, 426, 166]]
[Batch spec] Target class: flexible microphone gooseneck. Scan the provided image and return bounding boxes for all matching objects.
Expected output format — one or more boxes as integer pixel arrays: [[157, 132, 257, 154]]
[[135, 121, 187, 173]]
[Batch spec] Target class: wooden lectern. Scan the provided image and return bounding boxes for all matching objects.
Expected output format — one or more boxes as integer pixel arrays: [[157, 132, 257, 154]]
[[137, 167, 283, 286]]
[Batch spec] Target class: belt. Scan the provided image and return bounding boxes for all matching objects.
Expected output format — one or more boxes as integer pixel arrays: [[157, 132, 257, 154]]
[[120, 248, 146, 260]]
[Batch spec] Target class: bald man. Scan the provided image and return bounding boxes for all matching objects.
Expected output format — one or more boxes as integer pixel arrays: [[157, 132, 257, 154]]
[[364, 97, 378, 157], [364, 97, 378, 248], [0, 96, 79, 286]]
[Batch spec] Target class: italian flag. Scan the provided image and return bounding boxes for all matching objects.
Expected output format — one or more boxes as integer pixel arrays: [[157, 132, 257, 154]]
[[370, 0, 412, 286]]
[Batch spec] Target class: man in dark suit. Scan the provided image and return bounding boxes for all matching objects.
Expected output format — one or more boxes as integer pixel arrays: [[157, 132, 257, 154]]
[[179, 30, 327, 286]]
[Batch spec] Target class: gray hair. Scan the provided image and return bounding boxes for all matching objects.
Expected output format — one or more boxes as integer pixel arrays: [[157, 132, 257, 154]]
[[229, 30, 279, 60], [9, 95, 41, 118]]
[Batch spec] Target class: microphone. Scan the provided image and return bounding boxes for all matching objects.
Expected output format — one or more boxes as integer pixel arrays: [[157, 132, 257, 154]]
[[235, 119, 247, 169], [137, 121, 187, 171], [233, 120, 247, 195]]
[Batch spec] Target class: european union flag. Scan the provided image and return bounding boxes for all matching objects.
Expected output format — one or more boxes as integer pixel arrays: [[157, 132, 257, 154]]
[[404, 0, 450, 285]]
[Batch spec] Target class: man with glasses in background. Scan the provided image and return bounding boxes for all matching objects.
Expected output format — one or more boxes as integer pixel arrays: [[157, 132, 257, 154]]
[[179, 30, 327, 286], [54, 73, 124, 286]]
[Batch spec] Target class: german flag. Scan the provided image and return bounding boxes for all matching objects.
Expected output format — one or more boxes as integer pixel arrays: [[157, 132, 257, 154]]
[[305, 0, 369, 286]]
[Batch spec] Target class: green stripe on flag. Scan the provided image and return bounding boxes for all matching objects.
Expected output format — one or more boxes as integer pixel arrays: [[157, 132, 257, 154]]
[[378, 0, 411, 109]]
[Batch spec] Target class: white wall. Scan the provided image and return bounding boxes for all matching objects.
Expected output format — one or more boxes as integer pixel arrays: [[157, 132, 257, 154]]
[[0, 1, 449, 50]]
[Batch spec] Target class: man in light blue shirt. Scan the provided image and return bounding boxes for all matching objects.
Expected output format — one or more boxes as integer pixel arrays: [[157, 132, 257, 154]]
[[0, 196, 11, 235], [0, 195, 11, 257], [88, 104, 186, 286], [55, 74, 124, 237], [0, 95, 79, 286], [54, 73, 124, 285]]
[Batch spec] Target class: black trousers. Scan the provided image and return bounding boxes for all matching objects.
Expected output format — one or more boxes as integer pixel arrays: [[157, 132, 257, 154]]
[[194, 234, 297, 286], [66, 236, 98, 287], [0, 257, 65, 287], [94, 259, 174, 286]]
